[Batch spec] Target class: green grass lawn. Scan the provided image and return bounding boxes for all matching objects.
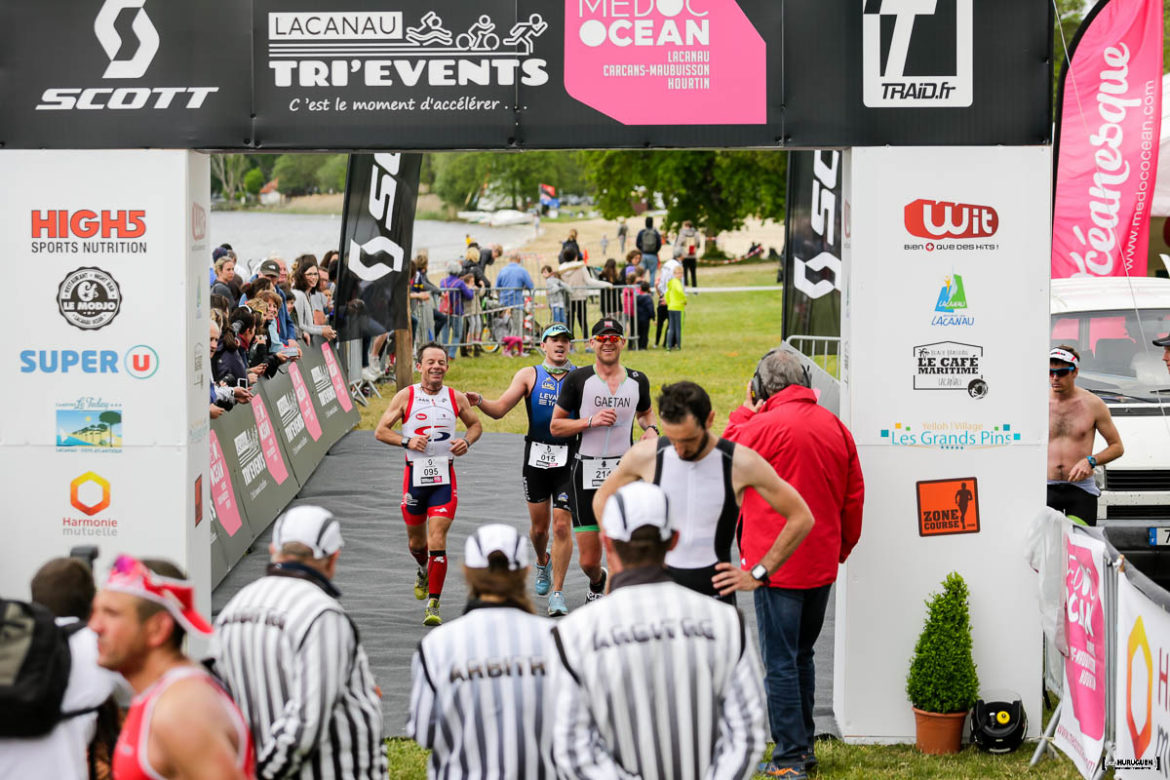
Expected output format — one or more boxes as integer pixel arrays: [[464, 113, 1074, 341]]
[[386, 737, 1080, 779], [359, 264, 783, 435]]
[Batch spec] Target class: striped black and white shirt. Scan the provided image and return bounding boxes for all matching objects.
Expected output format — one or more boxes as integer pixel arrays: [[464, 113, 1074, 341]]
[[212, 564, 386, 779], [550, 567, 766, 780], [408, 601, 556, 779]]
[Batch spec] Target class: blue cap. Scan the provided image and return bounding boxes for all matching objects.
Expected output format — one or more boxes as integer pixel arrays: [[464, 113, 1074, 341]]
[[541, 324, 571, 341]]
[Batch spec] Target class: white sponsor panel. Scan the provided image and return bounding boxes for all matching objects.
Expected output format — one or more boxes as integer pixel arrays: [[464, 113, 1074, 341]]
[[0, 151, 208, 633], [835, 146, 1050, 741], [1053, 532, 1108, 779], [1114, 573, 1170, 778]]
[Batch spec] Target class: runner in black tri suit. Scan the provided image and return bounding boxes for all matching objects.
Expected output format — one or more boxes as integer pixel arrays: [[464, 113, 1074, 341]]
[[550, 318, 658, 605], [467, 324, 577, 616], [594, 381, 812, 602]]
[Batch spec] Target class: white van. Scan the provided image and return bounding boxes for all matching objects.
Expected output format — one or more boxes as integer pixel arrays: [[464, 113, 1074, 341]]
[[1050, 277, 1170, 585]]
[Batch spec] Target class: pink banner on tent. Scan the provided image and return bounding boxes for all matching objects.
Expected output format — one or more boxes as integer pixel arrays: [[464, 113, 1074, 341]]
[[1052, 0, 1163, 279], [208, 430, 244, 537]]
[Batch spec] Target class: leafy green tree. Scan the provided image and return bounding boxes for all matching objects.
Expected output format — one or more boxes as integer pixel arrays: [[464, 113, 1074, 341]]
[[1051, 0, 1084, 107], [430, 151, 588, 210], [98, 411, 121, 445], [580, 150, 786, 245], [272, 154, 325, 196], [432, 153, 493, 209], [243, 167, 265, 196], [210, 154, 249, 201], [316, 154, 348, 193]]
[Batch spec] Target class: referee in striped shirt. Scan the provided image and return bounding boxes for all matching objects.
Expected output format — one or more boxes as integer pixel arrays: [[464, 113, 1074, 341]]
[[550, 482, 767, 779], [212, 506, 387, 779], [408, 523, 556, 778]]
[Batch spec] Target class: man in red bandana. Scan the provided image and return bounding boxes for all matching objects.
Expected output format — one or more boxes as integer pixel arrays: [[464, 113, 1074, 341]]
[[89, 556, 254, 780]]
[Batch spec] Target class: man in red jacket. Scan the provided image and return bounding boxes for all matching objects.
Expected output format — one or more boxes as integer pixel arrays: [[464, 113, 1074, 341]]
[[719, 349, 864, 780]]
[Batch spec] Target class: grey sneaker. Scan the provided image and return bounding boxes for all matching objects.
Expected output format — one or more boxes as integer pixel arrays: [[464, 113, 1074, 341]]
[[547, 591, 568, 616], [423, 598, 442, 627], [585, 568, 608, 603], [535, 560, 552, 596]]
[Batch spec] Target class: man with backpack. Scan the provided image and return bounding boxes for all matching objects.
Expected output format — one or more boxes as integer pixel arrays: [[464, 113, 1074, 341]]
[[0, 557, 124, 780], [636, 216, 662, 286]]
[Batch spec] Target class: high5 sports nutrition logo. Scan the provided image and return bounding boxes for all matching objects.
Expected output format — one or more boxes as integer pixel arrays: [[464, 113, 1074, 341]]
[[36, 0, 219, 111], [862, 0, 972, 108]]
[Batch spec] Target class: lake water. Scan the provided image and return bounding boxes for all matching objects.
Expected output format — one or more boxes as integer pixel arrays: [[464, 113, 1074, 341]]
[[209, 211, 534, 275]]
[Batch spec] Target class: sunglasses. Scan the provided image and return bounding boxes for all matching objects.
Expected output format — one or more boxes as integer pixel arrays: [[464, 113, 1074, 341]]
[[1049, 367, 1075, 377], [594, 334, 622, 344]]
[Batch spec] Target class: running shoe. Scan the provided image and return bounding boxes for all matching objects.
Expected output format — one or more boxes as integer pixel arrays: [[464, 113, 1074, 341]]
[[414, 568, 428, 601], [423, 598, 442, 627], [535, 560, 552, 596], [585, 568, 608, 603], [757, 762, 808, 779], [547, 591, 568, 617]]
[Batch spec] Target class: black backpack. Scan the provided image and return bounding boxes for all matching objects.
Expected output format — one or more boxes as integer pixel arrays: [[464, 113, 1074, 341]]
[[0, 599, 90, 737], [638, 229, 659, 254]]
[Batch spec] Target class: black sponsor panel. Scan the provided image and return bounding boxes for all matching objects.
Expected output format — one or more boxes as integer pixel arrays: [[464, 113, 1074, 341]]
[[0, 0, 251, 148], [783, 0, 1051, 147], [257, 368, 328, 484], [298, 345, 359, 449], [0, 1, 1048, 149], [334, 153, 420, 354], [208, 411, 269, 573], [218, 397, 301, 538], [783, 150, 842, 343]]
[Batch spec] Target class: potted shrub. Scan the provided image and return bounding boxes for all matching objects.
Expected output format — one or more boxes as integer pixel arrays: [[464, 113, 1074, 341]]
[[906, 571, 980, 754]]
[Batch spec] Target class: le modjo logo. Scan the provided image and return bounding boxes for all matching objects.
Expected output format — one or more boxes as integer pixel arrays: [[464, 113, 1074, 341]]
[[904, 199, 998, 240], [862, 0, 973, 108], [20, 345, 158, 379], [36, 0, 219, 111]]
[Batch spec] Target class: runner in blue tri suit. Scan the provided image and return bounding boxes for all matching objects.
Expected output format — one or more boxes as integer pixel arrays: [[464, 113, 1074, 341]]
[[468, 324, 577, 615]]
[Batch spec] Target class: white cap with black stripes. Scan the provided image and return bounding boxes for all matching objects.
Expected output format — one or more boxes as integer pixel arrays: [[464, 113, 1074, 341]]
[[602, 482, 674, 542], [272, 505, 344, 559], [465, 524, 529, 570]]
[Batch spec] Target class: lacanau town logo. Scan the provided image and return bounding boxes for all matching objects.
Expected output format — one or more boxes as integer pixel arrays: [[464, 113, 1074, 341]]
[[36, 0, 219, 110], [862, 0, 973, 108]]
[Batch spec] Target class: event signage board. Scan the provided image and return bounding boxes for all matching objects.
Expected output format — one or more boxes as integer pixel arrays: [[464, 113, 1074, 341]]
[[258, 368, 327, 484], [0, 151, 209, 615], [1114, 570, 1170, 778], [783, 150, 843, 344], [0, 1, 1050, 149], [298, 344, 359, 449], [212, 400, 299, 538], [1054, 532, 1109, 780], [835, 146, 1050, 741]]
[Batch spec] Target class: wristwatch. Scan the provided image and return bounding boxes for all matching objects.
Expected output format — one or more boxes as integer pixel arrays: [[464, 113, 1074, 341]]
[[401, 439, 411, 450], [1087, 455, 1098, 468], [750, 563, 770, 585]]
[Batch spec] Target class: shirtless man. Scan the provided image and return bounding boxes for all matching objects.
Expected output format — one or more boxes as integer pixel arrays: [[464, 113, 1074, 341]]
[[375, 342, 483, 626], [1047, 346, 1124, 525]]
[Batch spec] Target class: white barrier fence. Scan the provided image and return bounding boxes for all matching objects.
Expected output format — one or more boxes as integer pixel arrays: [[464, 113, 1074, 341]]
[[1032, 509, 1170, 779]]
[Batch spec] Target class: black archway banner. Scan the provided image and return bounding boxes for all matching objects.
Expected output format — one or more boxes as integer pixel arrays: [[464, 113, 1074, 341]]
[[783, 150, 843, 343], [1, 0, 1050, 150]]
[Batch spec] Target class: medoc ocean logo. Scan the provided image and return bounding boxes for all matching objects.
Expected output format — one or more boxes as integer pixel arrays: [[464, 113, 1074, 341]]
[[564, 0, 765, 126], [862, 0, 973, 108]]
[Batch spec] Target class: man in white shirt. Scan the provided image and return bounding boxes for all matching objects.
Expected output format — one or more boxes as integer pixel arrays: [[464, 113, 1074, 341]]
[[0, 557, 124, 780]]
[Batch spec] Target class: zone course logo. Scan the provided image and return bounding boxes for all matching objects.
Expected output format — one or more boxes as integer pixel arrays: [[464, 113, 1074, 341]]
[[862, 0, 973, 108], [904, 199, 997, 240]]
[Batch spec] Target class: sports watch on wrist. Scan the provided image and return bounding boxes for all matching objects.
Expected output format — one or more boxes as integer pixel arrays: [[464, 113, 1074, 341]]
[[401, 439, 411, 450], [750, 563, 770, 585], [1087, 455, 1098, 468]]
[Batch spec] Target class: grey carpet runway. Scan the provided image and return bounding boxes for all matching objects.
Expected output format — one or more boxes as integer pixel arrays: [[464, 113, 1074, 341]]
[[212, 431, 839, 739]]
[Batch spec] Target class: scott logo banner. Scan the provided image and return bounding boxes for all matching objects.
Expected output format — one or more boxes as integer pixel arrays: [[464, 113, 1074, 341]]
[[1051, 0, 1163, 279], [783, 150, 842, 342], [0, 0, 1049, 149], [333, 153, 422, 342]]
